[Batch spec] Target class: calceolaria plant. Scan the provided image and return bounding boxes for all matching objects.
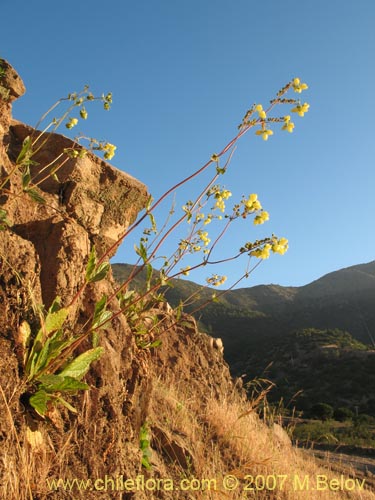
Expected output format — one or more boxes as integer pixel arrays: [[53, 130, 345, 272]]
[[0, 84, 116, 212], [3, 75, 309, 417], [105, 77, 309, 326]]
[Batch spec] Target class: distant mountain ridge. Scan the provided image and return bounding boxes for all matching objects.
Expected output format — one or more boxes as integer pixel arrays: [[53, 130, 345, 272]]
[[112, 260, 375, 360], [113, 260, 375, 415]]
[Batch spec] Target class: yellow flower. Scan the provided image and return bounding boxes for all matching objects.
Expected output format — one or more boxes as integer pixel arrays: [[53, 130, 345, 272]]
[[80, 107, 88, 120], [244, 194, 262, 211], [251, 244, 272, 259], [254, 211, 270, 225], [282, 116, 295, 133], [291, 103, 310, 117], [66, 117, 78, 129], [255, 104, 267, 119], [292, 78, 309, 93], [181, 266, 191, 276], [103, 142, 117, 160], [255, 129, 274, 141], [198, 230, 211, 246], [271, 237, 289, 255], [214, 198, 225, 212], [206, 274, 227, 286]]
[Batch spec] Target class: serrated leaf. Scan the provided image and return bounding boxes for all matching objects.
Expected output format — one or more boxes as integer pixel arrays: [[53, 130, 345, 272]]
[[29, 389, 51, 416], [26, 188, 46, 204], [59, 347, 103, 380]]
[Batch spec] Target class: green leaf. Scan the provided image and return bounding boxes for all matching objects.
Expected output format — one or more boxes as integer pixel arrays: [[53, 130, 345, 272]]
[[92, 295, 107, 324], [59, 347, 103, 380], [145, 195, 153, 211], [89, 262, 110, 283], [92, 296, 112, 329], [26, 188, 46, 204], [85, 247, 110, 283], [138, 339, 162, 349], [29, 389, 51, 416], [37, 374, 89, 392], [44, 308, 69, 335], [31, 329, 64, 376], [134, 242, 147, 262], [16, 136, 32, 165], [146, 263, 153, 291], [148, 212, 157, 233], [85, 246, 97, 281], [159, 270, 168, 287], [92, 330, 99, 348], [21, 166, 31, 189]]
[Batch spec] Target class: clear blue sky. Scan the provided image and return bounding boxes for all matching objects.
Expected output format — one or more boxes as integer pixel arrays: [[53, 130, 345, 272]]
[[1, 0, 374, 288]]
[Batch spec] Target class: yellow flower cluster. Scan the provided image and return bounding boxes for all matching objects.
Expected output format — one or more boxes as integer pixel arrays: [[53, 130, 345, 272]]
[[197, 230, 210, 246], [250, 237, 289, 259], [255, 104, 267, 119], [203, 215, 212, 225], [292, 78, 308, 93], [206, 274, 227, 287], [291, 103, 310, 117], [214, 188, 232, 212], [103, 142, 117, 160], [272, 237, 288, 255], [281, 115, 295, 133], [244, 194, 262, 211], [254, 211, 270, 225]]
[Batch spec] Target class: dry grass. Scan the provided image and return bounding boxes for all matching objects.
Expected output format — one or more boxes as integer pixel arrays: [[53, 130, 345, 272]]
[[0, 382, 79, 500], [150, 375, 375, 500]]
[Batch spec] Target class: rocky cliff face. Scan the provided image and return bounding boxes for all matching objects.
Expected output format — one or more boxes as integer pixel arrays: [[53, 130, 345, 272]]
[[0, 60, 238, 500]]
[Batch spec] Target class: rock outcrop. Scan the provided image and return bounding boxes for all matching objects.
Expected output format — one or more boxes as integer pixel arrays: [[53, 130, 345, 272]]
[[0, 60, 238, 500]]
